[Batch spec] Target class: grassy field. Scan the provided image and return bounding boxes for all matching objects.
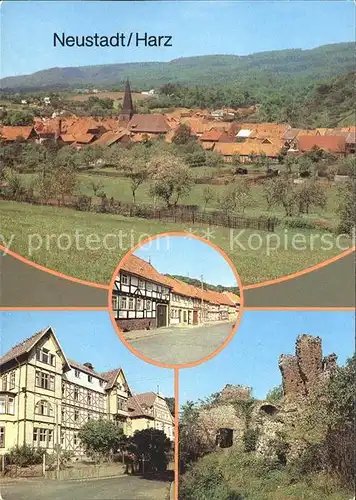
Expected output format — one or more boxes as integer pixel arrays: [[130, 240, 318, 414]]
[[0, 200, 351, 285], [20, 172, 340, 223]]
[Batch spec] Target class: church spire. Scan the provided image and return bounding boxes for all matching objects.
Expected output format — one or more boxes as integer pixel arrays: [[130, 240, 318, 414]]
[[120, 78, 134, 121]]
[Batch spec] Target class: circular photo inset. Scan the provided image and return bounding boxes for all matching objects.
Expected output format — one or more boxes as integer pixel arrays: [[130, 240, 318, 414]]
[[109, 233, 243, 368]]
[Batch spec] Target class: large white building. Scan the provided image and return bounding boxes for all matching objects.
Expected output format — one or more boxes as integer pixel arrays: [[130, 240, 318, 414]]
[[0, 327, 174, 455]]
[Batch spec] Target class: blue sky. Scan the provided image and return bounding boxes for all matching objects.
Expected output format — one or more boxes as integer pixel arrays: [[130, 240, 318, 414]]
[[1, 1, 354, 77], [179, 310, 355, 405], [0, 311, 174, 397], [134, 236, 237, 287]]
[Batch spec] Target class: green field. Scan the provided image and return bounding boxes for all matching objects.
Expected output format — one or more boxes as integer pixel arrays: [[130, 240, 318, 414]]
[[19, 172, 340, 223], [0, 200, 351, 285]]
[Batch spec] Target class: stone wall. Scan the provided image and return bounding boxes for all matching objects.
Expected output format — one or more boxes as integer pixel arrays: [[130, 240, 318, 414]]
[[218, 384, 252, 402], [279, 334, 337, 400]]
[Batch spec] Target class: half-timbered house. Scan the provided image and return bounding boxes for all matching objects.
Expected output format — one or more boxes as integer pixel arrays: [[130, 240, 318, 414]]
[[127, 392, 174, 441], [112, 255, 172, 332], [0, 327, 173, 457]]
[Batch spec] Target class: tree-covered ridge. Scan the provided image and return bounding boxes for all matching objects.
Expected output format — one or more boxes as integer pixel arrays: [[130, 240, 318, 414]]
[[164, 274, 239, 295], [1, 42, 354, 90]]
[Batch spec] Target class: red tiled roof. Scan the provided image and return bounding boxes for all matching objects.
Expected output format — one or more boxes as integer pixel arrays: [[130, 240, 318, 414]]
[[128, 114, 171, 134], [297, 135, 346, 153], [127, 392, 158, 418], [92, 130, 130, 146], [120, 254, 173, 286], [200, 129, 224, 142], [0, 126, 35, 141]]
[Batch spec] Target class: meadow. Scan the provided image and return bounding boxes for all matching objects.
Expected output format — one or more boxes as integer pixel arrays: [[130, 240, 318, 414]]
[[19, 171, 340, 224], [0, 200, 351, 285]]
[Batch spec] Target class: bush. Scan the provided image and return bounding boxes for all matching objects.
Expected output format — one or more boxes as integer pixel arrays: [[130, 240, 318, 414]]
[[243, 428, 260, 452], [75, 195, 92, 212], [180, 455, 242, 500], [6, 445, 46, 467], [283, 218, 321, 230]]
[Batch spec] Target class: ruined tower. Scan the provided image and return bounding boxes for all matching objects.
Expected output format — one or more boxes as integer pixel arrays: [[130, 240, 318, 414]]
[[279, 334, 337, 401], [119, 78, 134, 122]]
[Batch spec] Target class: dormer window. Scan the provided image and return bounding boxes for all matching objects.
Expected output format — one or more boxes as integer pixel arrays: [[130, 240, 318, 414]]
[[88, 375, 92, 383], [74, 370, 80, 378]]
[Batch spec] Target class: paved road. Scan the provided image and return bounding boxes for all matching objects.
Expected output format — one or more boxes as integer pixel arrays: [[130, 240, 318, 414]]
[[128, 321, 236, 365], [0, 476, 170, 500]]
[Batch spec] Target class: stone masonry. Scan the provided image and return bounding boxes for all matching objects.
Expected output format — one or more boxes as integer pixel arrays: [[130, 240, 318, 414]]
[[279, 334, 338, 400], [218, 384, 252, 402]]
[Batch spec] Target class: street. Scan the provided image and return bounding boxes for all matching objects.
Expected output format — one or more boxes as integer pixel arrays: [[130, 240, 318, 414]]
[[0, 475, 170, 500], [127, 321, 236, 364]]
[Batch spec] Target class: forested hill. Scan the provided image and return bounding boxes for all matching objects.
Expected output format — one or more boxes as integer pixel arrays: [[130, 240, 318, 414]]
[[1, 42, 354, 91], [165, 275, 239, 295]]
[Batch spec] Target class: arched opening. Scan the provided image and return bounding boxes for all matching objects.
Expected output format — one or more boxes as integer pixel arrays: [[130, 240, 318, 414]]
[[259, 404, 278, 416], [216, 428, 233, 448]]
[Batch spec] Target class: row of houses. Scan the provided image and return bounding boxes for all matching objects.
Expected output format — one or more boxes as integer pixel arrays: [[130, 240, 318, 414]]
[[112, 254, 240, 332], [0, 327, 174, 456], [1, 80, 354, 161]]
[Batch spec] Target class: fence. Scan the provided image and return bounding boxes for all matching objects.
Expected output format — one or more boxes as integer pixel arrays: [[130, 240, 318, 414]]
[[1, 191, 277, 232]]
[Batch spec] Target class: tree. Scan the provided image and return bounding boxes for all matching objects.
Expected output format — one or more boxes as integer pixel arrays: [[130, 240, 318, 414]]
[[78, 419, 124, 462], [148, 153, 193, 207], [295, 180, 327, 215], [116, 146, 149, 203], [88, 179, 104, 197], [266, 385, 283, 403], [165, 397, 175, 416], [179, 402, 215, 470], [218, 179, 252, 215], [265, 176, 296, 217], [202, 186, 214, 212], [130, 428, 171, 473], [50, 166, 78, 206], [172, 124, 191, 145], [336, 160, 355, 234]]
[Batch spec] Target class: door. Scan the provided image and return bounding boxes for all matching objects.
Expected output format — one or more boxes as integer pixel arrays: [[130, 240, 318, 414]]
[[156, 304, 167, 328], [193, 310, 198, 325]]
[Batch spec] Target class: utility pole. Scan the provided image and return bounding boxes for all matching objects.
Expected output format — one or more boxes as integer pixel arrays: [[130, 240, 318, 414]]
[[200, 274, 204, 324]]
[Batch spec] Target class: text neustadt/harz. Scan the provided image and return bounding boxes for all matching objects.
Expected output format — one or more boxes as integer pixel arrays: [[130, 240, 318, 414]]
[[53, 32, 173, 48]]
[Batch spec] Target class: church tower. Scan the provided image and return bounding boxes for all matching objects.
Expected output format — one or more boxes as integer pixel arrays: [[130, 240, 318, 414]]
[[119, 78, 134, 122]]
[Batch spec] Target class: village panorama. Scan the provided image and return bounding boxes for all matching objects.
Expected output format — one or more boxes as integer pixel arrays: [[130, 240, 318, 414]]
[[0, 45, 355, 286]]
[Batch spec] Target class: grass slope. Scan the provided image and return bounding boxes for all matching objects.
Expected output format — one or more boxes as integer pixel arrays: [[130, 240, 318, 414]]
[[0, 201, 351, 285]]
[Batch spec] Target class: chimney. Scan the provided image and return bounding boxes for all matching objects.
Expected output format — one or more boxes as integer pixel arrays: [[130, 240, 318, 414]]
[[83, 362, 94, 371]]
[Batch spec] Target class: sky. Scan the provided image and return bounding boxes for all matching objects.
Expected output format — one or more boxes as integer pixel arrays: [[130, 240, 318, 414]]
[[1, 1, 355, 78], [134, 235, 237, 287], [0, 311, 174, 397], [179, 310, 355, 405]]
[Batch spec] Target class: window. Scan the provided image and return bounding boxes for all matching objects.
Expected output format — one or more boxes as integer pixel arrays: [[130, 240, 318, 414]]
[[74, 388, 79, 401], [74, 370, 80, 378], [146, 300, 152, 311], [112, 295, 119, 311], [88, 375, 92, 383], [74, 434, 78, 445], [137, 298, 143, 311], [147, 282, 152, 291], [128, 298, 134, 310], [87, 413, 92, 421], [0, 397, 6, 414], [138, 279, 145, 288], [74, 410, 79, 421], [39, 429, 47, 442], [35, 371, 55, 391], [120, 297, 127, 309], [87, 392, 92, 405], [36, 348, 55, 366], [0, 427, 5, 448], [117, 397, 127, 411], [121, 274, 128, 285], [99, 380, 104, 387], [1, 375, 7, 391], [0, 396, 14, 415], [35, 400, 53, 417], [33, 428, 53, 446]]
